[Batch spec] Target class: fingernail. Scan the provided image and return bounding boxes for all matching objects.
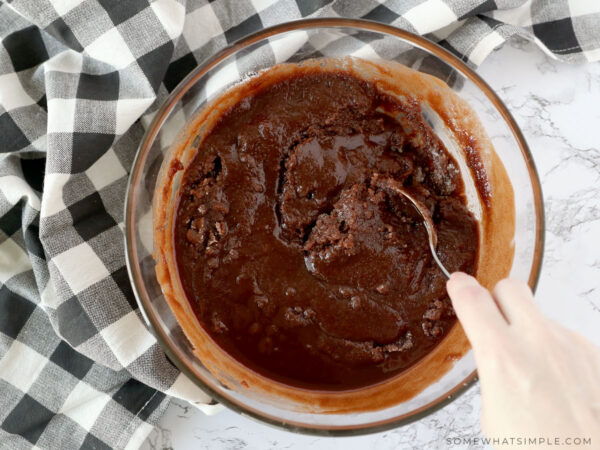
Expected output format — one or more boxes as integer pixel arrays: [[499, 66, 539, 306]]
[[448, 272, 479, 289]]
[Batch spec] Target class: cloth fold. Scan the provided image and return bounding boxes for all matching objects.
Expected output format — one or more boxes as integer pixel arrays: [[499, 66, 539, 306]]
[[1, 0, 598, 448]]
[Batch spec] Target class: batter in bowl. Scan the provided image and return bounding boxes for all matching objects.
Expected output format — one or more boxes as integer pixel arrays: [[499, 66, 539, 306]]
[[173, 69, 479, 390]]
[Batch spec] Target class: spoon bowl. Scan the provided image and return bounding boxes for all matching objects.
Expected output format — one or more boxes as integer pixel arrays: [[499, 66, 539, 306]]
[[374, 175, 451, 279]]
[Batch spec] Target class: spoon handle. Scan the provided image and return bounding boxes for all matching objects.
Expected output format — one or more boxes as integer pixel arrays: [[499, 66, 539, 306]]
[[373, 175, 451, 279]]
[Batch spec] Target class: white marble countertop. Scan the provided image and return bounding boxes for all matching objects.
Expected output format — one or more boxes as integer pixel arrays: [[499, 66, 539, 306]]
[[141, 38, 600, 450]]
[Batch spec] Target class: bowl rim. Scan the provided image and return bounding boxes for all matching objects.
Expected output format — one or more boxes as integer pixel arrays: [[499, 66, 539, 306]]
[[124, 17, 545, 436]]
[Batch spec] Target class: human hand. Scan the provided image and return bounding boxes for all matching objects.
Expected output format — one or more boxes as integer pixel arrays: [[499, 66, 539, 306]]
[[446, 273, 600, 449]]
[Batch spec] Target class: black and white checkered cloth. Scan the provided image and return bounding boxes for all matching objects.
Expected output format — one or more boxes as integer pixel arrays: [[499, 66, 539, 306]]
[[0, 0, 598, 448]]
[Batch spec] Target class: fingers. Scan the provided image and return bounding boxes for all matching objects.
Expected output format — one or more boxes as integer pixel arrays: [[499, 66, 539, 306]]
[[492, 278, 539, 325], [447, 272, 508, 347]]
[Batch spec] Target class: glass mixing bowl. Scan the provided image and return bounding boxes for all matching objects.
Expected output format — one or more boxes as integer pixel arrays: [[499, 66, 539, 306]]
[[125, 18, 544, 435]]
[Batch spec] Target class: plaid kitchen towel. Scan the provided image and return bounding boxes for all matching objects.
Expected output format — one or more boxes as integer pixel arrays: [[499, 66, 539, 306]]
[[0, 0, 599, 448]]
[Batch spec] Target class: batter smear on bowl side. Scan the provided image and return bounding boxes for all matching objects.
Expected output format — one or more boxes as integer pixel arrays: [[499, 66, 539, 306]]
[[173, 69, 479, 390]]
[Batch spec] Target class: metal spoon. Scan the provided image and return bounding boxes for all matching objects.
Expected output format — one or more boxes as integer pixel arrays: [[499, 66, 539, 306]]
[[374, 176, 451, 279]]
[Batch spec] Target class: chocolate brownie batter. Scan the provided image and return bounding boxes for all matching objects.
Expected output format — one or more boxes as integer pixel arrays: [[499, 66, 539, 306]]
[[174, 70, 478, 390]]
